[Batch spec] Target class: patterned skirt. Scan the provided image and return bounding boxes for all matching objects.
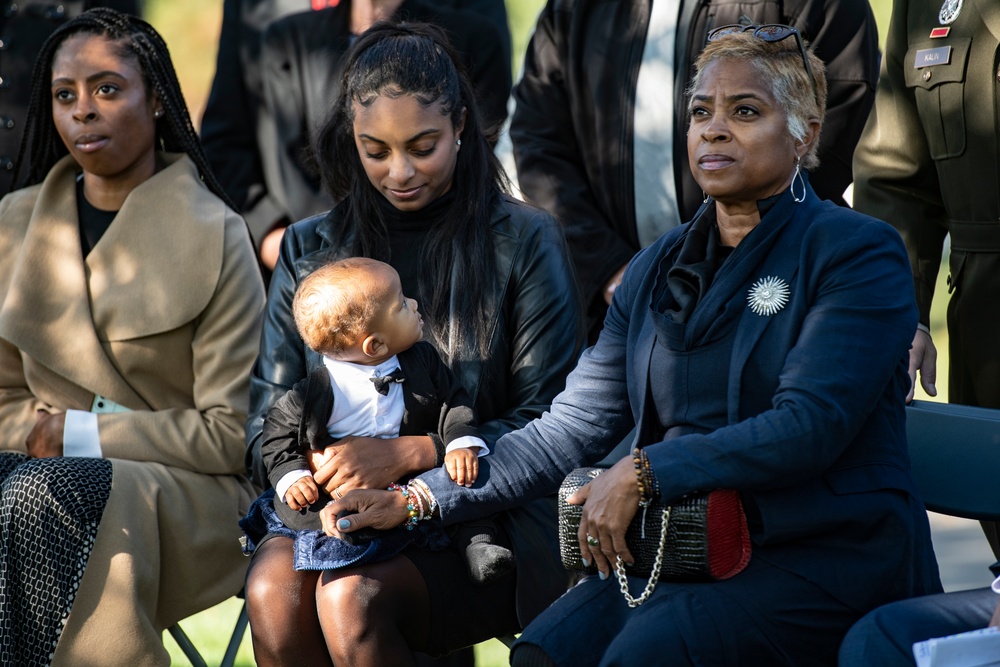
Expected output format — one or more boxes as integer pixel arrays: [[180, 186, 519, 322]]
[[0, 453, 112, 667]]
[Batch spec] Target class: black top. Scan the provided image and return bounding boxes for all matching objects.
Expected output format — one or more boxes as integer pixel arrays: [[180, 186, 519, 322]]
[[76, 176, 117, 257], [381, 189, 455, 308]]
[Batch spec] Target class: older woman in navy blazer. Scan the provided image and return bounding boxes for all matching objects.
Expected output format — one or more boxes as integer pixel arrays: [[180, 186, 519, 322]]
[[328, 26, 942, 666]]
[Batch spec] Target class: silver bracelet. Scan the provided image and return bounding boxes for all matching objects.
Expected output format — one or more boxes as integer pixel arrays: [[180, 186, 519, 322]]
[[916, 323, 931, 335]]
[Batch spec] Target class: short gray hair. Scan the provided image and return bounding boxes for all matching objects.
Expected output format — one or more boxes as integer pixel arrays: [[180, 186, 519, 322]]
[[688, 30, 827, 170]]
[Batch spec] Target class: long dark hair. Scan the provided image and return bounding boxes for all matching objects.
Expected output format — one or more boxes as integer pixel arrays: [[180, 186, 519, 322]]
[[12, 8, 235, 210], [313, 20, 506, 363]]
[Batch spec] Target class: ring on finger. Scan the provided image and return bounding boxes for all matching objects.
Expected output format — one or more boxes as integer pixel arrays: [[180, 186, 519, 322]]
[[586, 534, 600, 547], [333, 487, 343, 500]]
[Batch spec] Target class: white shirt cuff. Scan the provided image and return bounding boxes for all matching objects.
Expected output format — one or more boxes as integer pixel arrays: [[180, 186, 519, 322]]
[[275, 469, 313, 503], [63, 409, 102, 458], [445, 436, 489, 456]]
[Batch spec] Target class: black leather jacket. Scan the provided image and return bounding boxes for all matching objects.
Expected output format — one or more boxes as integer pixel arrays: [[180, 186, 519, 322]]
[[245, 193, 584, 625]]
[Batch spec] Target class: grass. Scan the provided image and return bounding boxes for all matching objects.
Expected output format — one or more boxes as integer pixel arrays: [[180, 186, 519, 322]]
[[150, 0, 912, 663]]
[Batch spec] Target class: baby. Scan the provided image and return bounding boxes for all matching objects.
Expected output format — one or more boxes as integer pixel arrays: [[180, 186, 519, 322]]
[[259, 257, 511, 582]]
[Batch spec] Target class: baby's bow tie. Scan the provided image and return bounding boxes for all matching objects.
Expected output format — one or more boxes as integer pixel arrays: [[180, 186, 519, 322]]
[[370, 368, 406, 395]]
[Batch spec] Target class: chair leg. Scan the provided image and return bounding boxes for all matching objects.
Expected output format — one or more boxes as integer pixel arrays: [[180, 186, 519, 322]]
[[221, 600, 249, 667], [167, 623, 209, 667]]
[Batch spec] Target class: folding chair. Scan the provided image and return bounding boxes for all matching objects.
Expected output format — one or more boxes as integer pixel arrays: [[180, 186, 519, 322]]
[[905, 400, 1000, 521], [166, 596, 249, 667]]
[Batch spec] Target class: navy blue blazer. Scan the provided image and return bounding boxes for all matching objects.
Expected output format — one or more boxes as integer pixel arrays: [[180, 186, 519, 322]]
[[420, 184, 942, 615]]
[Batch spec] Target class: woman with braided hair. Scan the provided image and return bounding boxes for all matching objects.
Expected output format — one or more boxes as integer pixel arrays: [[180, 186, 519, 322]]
[[0, 8, 264, 666]]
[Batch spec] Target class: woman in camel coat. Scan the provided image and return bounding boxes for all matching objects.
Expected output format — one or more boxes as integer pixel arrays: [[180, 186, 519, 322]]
[[0, 10, 264, 666]]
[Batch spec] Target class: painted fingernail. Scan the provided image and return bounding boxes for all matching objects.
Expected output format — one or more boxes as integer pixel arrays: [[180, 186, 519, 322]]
[[337, 519, 351, 530], [581, 557, 590, 568], [598, 570, 608, 581]]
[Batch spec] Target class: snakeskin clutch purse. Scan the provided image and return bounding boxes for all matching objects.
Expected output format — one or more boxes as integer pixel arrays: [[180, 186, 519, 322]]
[[558, 467, 751, 584]]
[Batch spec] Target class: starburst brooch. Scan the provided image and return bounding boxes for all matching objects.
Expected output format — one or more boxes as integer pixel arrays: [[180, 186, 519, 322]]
[[747, 276, 790, 316]]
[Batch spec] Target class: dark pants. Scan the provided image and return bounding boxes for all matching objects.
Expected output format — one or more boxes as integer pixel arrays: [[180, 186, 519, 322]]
[[837, 587, 996, 666], [512, 557, 858, 667]]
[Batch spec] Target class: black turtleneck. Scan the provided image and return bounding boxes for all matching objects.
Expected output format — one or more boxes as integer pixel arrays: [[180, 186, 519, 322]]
[[375, 189, 456, 307]]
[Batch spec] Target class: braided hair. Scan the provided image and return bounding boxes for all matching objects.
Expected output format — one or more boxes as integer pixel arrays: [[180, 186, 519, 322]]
[[314, 20, 507, 364], [11, 7, 235, 210]]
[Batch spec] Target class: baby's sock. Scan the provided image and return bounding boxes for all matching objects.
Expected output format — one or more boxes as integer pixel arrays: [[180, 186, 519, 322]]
[[463, 529, 515, 585]]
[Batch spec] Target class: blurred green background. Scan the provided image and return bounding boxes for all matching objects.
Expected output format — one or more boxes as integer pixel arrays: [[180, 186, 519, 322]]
[[146, 0, 924, 664]]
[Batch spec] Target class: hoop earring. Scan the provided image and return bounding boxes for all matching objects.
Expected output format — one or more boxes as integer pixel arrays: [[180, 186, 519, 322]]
[[790, 156, 806, 203]]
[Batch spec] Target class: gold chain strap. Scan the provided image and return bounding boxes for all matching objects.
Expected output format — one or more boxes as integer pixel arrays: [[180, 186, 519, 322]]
[[614, 506, 671, 608]]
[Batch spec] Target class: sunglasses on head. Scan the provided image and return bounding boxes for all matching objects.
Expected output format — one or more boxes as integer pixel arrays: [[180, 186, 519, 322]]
[[706, 24, 818, 103]]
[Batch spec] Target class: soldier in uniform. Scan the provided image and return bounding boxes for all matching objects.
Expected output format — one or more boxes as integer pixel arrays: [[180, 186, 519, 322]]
[[842, 2, 1000, 663], [853, 0, 1000, 544], [0, 1, 138, 196]]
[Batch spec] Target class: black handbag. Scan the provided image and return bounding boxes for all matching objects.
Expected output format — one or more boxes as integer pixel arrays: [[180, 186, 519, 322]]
[[558, 467, 752, 606]]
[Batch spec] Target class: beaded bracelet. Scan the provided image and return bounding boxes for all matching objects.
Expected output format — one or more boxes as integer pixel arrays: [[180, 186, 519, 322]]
[[387, 483, 420, 530], [632, 447, 649, 505], [633, 447, 661, 504], [410, 483, 426, 518], [640, 449, 660, 499], [409, 478, 439, 517]]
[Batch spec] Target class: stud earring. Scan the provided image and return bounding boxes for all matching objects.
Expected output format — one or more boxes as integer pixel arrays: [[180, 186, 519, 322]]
[[456, 139, 461, 147], [154, 109, 163, 118]]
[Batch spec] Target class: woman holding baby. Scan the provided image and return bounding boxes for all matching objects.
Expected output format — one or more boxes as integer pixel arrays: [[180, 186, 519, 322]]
[[243, 20, 583, 666]]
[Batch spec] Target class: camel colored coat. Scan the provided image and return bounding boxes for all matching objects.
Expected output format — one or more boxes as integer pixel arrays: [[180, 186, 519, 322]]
[[0, 153, 264, 666]]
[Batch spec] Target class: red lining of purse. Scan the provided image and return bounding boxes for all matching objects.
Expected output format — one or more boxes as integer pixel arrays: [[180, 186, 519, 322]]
[[706, 490, 752, 579]]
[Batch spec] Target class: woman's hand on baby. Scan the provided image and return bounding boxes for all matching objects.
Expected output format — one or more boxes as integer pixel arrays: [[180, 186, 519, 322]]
[[445, 447, 479, 487], [306, 436, 396, 496], [25, 410, 65, 459], [309, 436, 417, 496], [567, 455, 641, 580], [320, 489, 410, 537], [285, 476, 320, 510]]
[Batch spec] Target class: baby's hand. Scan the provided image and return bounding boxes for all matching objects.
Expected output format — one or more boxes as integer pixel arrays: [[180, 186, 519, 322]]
[[445, 447, 480, 487], [285, 476, 320, 511]]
